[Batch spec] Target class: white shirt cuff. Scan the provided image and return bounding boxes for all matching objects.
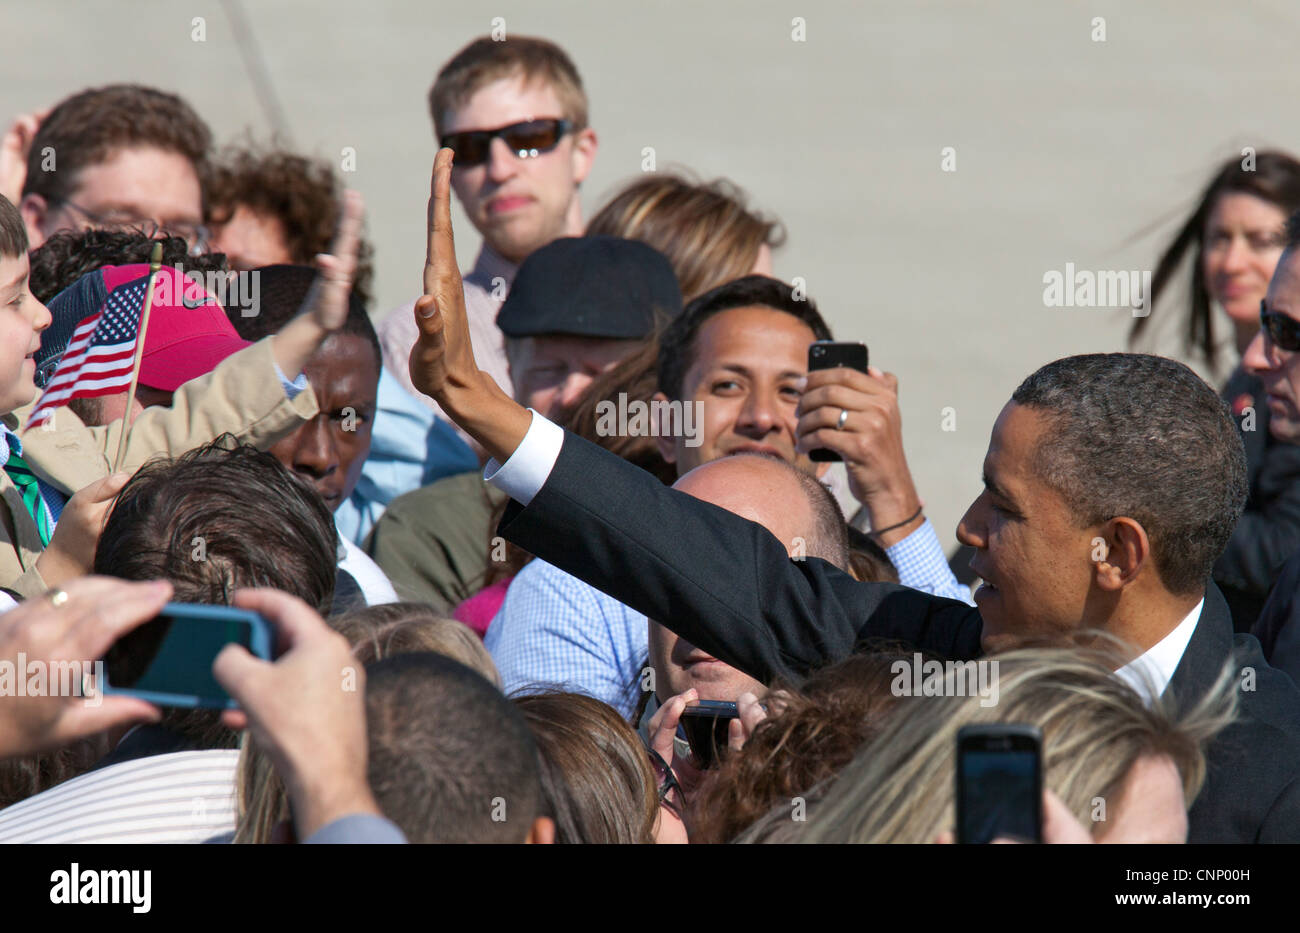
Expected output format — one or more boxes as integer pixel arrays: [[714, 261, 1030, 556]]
[[483, 410, 564, 507]]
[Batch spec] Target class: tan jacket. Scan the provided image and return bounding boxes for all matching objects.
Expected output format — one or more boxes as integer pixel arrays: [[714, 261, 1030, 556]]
[[0, 336, 319, 597]]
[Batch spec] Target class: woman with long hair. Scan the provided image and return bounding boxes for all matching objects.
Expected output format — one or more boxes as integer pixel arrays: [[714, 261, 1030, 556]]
[[1132, 152, 1300, 629]]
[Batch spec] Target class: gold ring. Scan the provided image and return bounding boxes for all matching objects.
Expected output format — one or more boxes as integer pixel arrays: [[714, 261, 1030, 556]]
[[48, 589, 70, 607]]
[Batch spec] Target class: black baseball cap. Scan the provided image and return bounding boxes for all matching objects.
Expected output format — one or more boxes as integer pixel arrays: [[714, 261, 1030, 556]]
[[496, 236, 683, 339]]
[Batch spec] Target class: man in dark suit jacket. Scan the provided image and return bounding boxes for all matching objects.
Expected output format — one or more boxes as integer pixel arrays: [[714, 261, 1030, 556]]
[[409, 148, 1300, 843]]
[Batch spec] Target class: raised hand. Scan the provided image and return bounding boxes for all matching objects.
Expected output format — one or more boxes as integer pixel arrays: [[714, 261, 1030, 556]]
[[409, 148, 478, 402], [407, 148, 533, 462], [301, 189, 364, 333], [270, 189, 365, 380]]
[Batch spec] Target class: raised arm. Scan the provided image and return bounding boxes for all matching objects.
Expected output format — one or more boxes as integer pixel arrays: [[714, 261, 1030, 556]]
[[407, 150, 983, 684]]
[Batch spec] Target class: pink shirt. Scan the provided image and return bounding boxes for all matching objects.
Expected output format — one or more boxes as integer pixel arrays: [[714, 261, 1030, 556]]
[[454, 578, 513, 638]]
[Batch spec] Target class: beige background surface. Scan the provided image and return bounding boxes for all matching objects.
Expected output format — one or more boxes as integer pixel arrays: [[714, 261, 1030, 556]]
[[6, 0, 1299, 552]]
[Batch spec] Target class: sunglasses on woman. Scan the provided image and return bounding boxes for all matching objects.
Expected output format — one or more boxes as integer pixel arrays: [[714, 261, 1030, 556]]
[[438, 118, 572, 167], [1261, 300, 1300, 352]]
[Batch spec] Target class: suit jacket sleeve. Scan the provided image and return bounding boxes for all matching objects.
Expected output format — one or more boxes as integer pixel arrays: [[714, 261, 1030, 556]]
[[82, 336, 318, 476], [1214, 442, 1300, 596], [498, 431, 983, 685]]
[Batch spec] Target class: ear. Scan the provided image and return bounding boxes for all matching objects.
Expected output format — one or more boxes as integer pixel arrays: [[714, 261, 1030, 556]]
[[652, 390, 678, 465], [19, 193, 49, 249], [1089, 517, 1150, 592], [569, 127, 597, 186], [526, 816, 556, 845]]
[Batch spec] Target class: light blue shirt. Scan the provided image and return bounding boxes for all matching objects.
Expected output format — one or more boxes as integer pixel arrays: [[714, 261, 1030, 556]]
[[336, 369, 479, 545]]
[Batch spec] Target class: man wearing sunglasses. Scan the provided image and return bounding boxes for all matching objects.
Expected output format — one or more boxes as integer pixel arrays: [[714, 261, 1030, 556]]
[[377, 35, 598, 431], [1243, 215, 1300, 686], [17, 85, 210, 255]]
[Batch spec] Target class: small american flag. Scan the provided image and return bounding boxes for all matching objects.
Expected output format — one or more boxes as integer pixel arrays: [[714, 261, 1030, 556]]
[[26, 276, 150, 429]]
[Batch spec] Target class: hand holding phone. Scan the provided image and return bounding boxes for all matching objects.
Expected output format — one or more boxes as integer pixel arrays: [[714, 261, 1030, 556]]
[[805, 341, 869, 462], [103, 602, 272, 709], [679, 699, 740, 769]]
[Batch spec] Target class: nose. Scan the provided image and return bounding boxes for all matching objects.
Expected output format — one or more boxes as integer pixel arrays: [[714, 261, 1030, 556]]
[[32, 297, 52, 334], [485, 136, 519, 184], [1243, 327, 1278, 375], [956, 494, 987, 550], [736, 386, 781, 439], [555, 371, 593, 411], [291, 417, 338, 481], [1221, 237, 1250, 273]]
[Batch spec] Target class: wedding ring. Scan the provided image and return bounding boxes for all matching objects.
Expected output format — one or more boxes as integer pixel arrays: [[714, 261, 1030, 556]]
[[836, 408, 849, 430]]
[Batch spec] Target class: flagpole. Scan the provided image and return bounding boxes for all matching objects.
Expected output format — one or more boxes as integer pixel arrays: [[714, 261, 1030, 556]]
[[112, 242, 165, 472]]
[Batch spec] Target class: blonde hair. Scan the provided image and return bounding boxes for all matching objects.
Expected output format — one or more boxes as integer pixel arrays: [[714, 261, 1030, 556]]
[[233, 606, 500, 843], [586, 173, 785, 300], [428, 36, 588, 139], [739, 643, 1238, 843]]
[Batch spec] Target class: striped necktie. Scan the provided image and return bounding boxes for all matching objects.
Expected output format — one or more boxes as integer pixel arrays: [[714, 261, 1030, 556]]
[[4, 449, 52, 547]]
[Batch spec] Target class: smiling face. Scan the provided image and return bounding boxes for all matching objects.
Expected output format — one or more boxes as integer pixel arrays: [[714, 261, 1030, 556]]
[[957, 402, 1100, 652], [442, 75, 596, 264], [661, 306, 816, 476], [1202, 192, 1288, 333], [1243, 247, 1300, 441], [0, 252, 52, 415], [267, 334, 379, 511]]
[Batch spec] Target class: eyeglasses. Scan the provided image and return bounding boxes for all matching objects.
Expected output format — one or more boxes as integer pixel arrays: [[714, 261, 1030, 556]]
[[52, 197, 211, 257], [1261, 300, 1300, 352], [439, 118, 572, 167], [648, 746, 686, 820]]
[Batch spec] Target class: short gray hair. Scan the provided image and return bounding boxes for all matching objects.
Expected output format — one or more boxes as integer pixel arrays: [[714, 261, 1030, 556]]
[[1011, 353, 1246, 596]]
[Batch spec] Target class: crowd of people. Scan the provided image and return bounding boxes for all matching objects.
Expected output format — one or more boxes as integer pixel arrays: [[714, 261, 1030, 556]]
[[0, 32, 1298, 845]]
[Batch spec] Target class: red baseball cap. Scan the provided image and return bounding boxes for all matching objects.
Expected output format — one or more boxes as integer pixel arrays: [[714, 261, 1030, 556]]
[[98, 264, 251, 392]]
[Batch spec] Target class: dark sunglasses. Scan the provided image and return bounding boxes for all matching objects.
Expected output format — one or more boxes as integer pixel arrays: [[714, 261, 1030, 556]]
[[439, 118, 572, 167], [648, 746, 685, 820], [1261, 300, 1300, 352]]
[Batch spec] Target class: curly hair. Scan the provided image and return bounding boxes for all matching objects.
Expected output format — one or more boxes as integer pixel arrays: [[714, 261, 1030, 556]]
[[207, 146, 374, 309], [27, 228, 228, 303], [687, 648, 915, 843]]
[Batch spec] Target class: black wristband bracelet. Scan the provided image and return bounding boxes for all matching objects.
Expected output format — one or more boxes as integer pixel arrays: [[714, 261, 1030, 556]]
[[870, 505, 924, 537]]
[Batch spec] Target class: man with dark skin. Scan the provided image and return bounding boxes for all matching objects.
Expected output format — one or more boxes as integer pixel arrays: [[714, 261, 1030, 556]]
[[409, 149, 1300, 844]]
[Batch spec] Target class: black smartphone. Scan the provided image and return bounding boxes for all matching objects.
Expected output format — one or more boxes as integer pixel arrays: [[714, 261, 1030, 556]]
[[807, 341, 869, 462], [678, 700, 738, 769], [956, 724, 1043, 844], [102, 603, 273, 709]]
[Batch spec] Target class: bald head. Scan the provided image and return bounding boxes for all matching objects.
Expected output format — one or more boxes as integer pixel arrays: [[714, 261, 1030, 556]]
[[672, 454, 848, 568], [649, 454, 850, 705]]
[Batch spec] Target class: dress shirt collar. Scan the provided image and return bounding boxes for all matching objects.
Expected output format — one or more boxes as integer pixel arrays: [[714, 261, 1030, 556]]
[[465, 243, 519, 290], [1114, 597, 1204, 703]]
